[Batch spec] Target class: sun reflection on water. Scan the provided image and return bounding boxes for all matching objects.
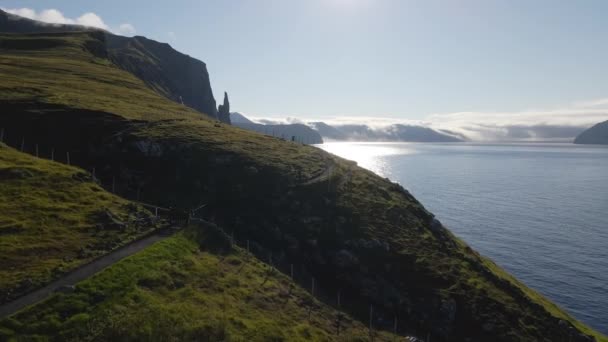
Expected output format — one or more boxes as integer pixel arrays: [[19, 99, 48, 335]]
[[317, 142, 416, 178]]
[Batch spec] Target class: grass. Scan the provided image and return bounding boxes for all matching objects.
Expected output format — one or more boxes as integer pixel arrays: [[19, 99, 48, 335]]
[[0, 143, 156, 304], [0, 31, 606, 341], [0, 230, 398, 341]]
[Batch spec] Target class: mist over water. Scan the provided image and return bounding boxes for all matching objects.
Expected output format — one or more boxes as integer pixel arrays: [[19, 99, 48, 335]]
[[319, 141, 608, 334]]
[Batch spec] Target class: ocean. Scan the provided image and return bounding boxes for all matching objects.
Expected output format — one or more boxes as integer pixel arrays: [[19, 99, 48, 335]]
[[319, 142, 608, 334]]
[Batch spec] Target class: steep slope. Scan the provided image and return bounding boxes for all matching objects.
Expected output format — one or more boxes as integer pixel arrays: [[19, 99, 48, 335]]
[[0, 143, 156, 305], [0, 9, 221, 121], [0, 31, 605, 342], [0, 231, 399, 341], [574, 120, 608, 145]]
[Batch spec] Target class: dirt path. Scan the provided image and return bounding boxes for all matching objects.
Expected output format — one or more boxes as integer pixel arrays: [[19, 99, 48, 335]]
[[300, 157, 337, 186], [0, 230, 176, 319]]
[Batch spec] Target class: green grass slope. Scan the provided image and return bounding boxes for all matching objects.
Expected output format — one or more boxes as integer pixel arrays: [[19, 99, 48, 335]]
[[0, 143, 156, 304], [0, 229, 397, 342], [0, 31, 605, 341]]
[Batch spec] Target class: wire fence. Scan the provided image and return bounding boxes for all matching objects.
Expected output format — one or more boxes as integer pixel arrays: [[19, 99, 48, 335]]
[[1, 129, 431, 341]]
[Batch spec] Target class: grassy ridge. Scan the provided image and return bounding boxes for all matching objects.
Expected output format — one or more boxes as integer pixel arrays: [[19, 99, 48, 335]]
[[0, 31, 605, 341], [0, 231, 397, 341], [0, 143, 155, 304]]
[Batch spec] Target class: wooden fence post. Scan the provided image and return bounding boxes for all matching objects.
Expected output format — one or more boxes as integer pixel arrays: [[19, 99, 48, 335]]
[[246, 240, 250, 252], [393, 316, 398, 336], [337, 290, 341, 308], [369, 304, 373, 336], [290, 264, 294, 280], [66, 152, 70, 165], [35, 144, 39, 157]]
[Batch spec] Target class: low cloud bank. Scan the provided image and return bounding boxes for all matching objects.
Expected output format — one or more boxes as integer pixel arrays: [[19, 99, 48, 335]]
[[2, 7, 136, 36], [244, 98, 608, 142]]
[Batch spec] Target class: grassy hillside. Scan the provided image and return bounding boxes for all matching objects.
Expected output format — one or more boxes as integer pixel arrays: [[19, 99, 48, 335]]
[[0, 143, 156, 304], [0, 31, 605, 341], [0, 230, 399, 341]]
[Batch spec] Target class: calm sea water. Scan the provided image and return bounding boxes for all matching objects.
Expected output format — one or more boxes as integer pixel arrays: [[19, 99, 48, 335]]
[[319, 142, 608, 334]]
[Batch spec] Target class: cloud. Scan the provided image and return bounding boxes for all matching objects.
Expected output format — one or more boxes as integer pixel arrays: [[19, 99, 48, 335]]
[[245, 98, 608, 142], [2, 7, 136, 36], [426, 100, 608, 141], [117, 23, 136, 36], [167, 31, 176, 40]]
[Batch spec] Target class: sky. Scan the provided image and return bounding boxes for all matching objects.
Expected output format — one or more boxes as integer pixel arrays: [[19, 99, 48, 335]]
[[3, 0, 608, 140]]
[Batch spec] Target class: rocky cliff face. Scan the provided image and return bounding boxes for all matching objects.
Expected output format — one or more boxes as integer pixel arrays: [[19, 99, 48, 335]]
[[574, 120, 608, 145], [0, 9, 219, 120], [106, 35, 219, 120]]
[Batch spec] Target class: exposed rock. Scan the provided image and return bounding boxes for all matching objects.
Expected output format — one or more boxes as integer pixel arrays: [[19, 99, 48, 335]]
[[97, 209, 126, 230], [333, 249, 359, 268], [429, 218, 443, 232], [0, 167, 34, 179], [217, 92, 231, 124], [133, 140, 163, 157], [346, 238, 390, 252]]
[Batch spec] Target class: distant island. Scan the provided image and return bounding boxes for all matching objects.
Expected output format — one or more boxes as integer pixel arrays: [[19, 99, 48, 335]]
[[574, 120, 608, 145]]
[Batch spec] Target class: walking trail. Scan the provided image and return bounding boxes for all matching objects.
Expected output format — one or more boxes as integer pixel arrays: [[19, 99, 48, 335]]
[[0, 229, 176, 319]]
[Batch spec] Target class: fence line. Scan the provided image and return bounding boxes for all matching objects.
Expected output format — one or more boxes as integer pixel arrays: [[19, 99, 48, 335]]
[[1, 129, 436, 341]]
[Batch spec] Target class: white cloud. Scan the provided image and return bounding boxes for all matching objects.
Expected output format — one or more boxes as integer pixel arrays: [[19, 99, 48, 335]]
[[117, 23, 136, 36], [245, 98, 608, 142], [2, 7, 136, 36], [167, 31, 176, 40]]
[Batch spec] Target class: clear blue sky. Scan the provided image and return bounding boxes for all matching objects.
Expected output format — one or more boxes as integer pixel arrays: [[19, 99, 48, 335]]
[[4, 0, 608, 122]]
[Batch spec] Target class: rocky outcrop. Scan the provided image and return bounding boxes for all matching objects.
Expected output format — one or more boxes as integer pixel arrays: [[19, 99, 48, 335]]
[[217, 92, 231, 124], [574, 120, 608, 145]]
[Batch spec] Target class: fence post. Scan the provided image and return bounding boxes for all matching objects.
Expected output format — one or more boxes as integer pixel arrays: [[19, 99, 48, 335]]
[[246, 240, 250, 252], [35, 144, 39, 157], [427, 332, 430, 342], [369, 304, 373, 336], [337, 290, 341, 308], [20, 137, 24, 152], [155, 207, 158, 218], [394, 316, 398, 336], [51, 148, 54, 161], [66, 152, 70, 165], [92, 167, 96, 179], [112, 176, 116, 193], [290, 264, 294, 280], [311, 277, 315, 297]]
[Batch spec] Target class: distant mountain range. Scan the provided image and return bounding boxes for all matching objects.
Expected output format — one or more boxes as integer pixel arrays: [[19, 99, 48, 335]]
[[310, 122, 463, 142], [574, 120, 608, 145], [231, 113, 323, 144], [232, 113, 463, 143]]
